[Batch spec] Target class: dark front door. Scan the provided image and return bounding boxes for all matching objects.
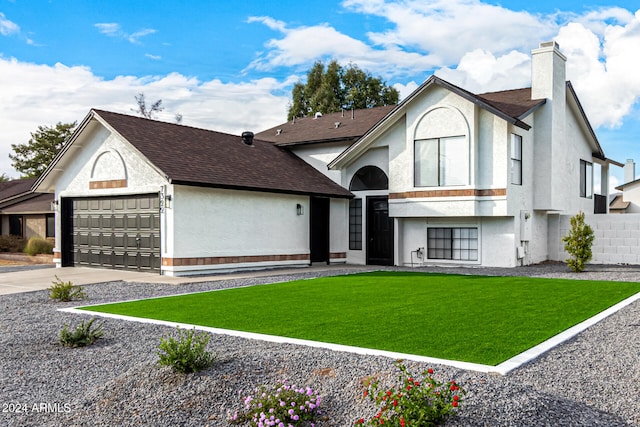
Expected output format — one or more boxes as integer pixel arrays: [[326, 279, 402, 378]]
[[61, 198, 74, 267], [367, 196, 393, 265], [310, 197, 329, 263]]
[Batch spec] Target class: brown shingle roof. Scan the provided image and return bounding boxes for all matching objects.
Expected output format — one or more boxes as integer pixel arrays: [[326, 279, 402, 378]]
[[477, 87, 545, 119], [93, 110, 352, 198], [0, 178, 35, 201], [1, 193, 53, 213], [609, 194, 630, 211], [255, 105, 396, 146]]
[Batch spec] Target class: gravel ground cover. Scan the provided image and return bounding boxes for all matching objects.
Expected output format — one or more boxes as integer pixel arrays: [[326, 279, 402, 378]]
[[0, 263, 638, 426]]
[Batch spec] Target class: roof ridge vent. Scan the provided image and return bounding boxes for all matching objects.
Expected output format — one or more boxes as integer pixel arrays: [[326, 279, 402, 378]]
[[241, 131, 254, 146], [314, 112, 322, 119], [334, 121, 341, 128]]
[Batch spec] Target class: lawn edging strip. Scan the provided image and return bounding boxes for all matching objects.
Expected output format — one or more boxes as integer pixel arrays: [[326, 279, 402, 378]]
[[59, 288, 640, 375], [494, 290, 640, 374], [58, 306, 494, 373]]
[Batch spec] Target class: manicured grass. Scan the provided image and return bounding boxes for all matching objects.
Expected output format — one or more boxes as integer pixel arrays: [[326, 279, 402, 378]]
[[80, 272, 640, 365]]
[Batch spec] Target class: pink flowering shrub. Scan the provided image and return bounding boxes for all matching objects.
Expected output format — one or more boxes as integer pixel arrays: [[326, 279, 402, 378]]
[[229, 380, 321, 427]]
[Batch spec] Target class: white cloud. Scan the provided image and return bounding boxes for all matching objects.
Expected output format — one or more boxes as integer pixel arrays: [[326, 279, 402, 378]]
[[0, 12, 19, 36], [342, 0, 556, 64], [436, 49, 531, 93], [0, 57, 290, 177], [145, 53, 161, 60], [556, 9, 640, 128], [245, 16, 439, 79], [95, 22, 156, 44]]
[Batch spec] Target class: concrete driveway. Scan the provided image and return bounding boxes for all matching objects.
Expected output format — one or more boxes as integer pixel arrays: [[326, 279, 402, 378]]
[[0, 264, 366, 295], [0, 267, 177, 295]]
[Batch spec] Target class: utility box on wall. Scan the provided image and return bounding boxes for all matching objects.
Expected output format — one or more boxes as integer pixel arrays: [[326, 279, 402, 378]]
[[520, 210, 532, 241]]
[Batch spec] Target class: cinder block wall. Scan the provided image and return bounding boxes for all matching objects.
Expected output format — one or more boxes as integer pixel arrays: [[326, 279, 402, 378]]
[[551, 214, 640, 265]]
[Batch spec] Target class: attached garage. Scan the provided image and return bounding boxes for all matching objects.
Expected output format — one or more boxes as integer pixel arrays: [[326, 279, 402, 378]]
[[34, 109, 352, 276], [61, 194, 160, 272]]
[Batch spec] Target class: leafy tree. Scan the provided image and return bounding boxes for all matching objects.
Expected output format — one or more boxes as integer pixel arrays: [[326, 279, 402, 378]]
[[562, 211, 595, 272], [133, 92, 163, 119], [0, 173, 10, 182], [10, 122, 77, 178], [288, 60, 399, 120]]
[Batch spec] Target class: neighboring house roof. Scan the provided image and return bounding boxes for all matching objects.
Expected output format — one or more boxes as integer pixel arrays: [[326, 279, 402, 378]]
[[255, 105, 396, 146], [37, 109, 353, 199], [0, 178, 36, 201], [615, 177, 640, 191], [609, 194, 630, 211], [0, 193, 53, 214], [0, 178, 53, 212]]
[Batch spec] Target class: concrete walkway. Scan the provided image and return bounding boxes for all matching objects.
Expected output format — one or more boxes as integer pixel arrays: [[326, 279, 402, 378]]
[[0, 264, 367, 296]]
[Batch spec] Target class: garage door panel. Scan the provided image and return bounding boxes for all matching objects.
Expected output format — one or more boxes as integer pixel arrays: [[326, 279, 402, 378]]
[[70, 194, 160, 272]]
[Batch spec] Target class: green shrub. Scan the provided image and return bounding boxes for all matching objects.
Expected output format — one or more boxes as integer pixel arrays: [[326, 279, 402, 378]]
[[59, 318, 103, 347], [157, 328, 216, 373], [24, 236, 54, 256], [48, 275, 87, 302], [0, 235, 26, 252], [562, 211, 595, 273]]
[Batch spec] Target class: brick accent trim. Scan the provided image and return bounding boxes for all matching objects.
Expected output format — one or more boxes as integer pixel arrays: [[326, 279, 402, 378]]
[[329, 252, 347, 259], [162, 253, 310, 267], [389, 188, 506, 199], [89, 179, 127, 189]]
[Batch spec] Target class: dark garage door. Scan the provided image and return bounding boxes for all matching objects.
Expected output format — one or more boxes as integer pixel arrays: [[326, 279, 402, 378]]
[[64, 194, 160, 272]]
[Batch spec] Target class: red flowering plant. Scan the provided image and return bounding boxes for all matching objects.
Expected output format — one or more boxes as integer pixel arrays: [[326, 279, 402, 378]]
[[355, 361, 465, 426]]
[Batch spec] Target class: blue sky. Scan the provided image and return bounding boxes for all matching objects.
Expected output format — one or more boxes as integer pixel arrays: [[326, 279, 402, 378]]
[[1, 0, 639, 190]]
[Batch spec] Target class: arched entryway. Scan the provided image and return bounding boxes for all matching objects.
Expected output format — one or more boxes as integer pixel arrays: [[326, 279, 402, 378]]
[[349, 166, 393, 266]]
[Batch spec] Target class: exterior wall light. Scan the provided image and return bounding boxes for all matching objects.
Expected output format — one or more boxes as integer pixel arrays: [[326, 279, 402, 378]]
[[296, 203, 304, 215], [50, 199, 59, 211], [165, 194, 172, 209]]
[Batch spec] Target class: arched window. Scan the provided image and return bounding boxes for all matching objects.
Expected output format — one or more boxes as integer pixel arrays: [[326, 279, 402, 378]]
[[414, 107, 469, 187], [349, 166, 388, 191]]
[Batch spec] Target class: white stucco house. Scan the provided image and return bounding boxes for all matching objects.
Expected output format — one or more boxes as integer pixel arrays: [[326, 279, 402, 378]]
[[259, 41, 620, 268], [34, 41, 620, 274]]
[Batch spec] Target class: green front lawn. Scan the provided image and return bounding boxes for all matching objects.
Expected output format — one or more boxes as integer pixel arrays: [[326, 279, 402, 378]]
[[80, 272, 640, 365]]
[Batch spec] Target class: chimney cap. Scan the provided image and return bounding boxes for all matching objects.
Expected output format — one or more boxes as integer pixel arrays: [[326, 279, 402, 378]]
[[539, 41, 560, 49]]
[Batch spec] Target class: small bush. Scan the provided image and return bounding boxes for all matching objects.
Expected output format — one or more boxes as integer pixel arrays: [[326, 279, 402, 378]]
[[229, 380, 322, 426], [562, 211, 595, 273], [48, 275, 87, 302], [157, 328, 216, 373], [24, 237, 54, 256], [59, 318, 103, 347], [0, 235, 26, 253], [356, 361, 465, 426]]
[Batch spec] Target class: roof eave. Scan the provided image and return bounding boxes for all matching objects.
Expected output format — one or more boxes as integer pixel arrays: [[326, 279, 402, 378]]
[[168, 179, 354, 199], [566, 81, 606, 159]]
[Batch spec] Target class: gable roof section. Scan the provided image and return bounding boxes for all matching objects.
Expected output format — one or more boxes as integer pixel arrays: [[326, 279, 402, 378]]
[[476, 87, 546, 120], [0, 178, 35, 201], [255, 105, 396, 146], [329, 75, 546, 169], [37, 110, 353, 199], [0, 178, 53, 212]]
